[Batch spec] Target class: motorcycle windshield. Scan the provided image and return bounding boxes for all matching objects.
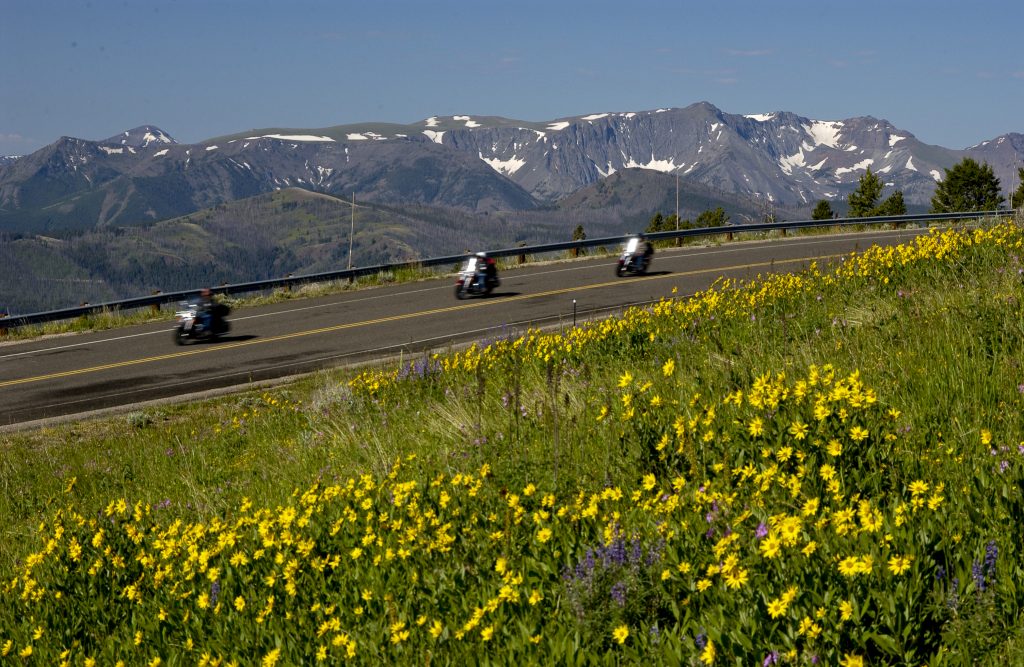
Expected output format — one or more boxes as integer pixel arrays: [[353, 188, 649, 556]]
[[625, 238, 639, 253], [464, 258, 478, 272]]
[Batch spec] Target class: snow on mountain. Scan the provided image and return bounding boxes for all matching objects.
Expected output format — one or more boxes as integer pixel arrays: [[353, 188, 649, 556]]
[[3, 103, 1021, 236], [104, 125, 176, 148]]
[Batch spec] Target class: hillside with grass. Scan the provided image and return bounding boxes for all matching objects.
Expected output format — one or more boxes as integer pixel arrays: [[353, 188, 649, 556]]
[[2, 217, 1024, 664]]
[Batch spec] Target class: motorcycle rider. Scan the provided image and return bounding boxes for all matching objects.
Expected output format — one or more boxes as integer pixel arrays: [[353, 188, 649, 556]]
[[197, 288, 215, 332], [474, 252, 498, 289], [637, 233, 654, 265]]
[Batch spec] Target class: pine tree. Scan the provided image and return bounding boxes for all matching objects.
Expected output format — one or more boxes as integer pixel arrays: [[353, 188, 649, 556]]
[[1011, 167, 1024, 209], [930, 158, 1004, 213], [645, 212, 666, 234], [847, 168, 884, 217], [695, 207, 729, 227], [812, 199, 834, 220], [874, 190, 907, 216]]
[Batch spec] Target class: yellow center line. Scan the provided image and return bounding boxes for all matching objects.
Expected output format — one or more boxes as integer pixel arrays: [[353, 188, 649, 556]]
[[0, 253, 841, 388]]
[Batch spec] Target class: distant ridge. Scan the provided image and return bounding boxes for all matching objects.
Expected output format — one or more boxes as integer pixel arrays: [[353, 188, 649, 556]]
[[1, 101, 1020, 235]]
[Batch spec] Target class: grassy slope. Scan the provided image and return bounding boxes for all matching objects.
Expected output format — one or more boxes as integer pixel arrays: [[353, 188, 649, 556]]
[[2, 219, 1024, 663]]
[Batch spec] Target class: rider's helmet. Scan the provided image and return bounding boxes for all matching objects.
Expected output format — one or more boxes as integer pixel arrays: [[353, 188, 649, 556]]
[[475, 251, 487, 259]]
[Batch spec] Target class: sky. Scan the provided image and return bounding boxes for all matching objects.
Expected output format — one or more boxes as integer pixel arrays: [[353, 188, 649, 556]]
[[1, 0, 1022, 156]]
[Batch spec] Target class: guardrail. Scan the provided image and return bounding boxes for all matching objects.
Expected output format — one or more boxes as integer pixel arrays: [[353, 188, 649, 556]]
[[0, 209, 1016, 329]]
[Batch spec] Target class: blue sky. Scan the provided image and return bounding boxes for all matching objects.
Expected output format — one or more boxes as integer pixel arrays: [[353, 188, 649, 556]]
[[1, 0, 1021, 156]]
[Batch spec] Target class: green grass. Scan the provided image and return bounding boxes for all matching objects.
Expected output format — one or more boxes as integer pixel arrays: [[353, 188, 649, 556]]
[[1, 218, 1022, 663]]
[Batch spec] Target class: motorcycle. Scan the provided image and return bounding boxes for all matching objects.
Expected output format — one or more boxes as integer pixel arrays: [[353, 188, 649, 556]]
[[616, 237, 652, 276], [173, 300, 231, 344], [455, 256, 500, 299]]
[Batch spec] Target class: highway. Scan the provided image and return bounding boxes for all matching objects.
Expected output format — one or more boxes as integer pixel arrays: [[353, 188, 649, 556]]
[[0, 229, 926, 428]]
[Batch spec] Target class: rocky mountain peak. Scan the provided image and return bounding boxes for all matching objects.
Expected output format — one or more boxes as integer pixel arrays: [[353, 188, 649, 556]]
[[103, 126, 176, 148]]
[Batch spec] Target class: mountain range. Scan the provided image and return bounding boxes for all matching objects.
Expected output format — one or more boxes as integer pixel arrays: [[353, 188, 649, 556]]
[[1, 101, 1022, 313]]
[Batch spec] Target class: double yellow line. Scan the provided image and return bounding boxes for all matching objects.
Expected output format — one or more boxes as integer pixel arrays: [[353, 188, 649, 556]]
[[1, 254, 838, 388]]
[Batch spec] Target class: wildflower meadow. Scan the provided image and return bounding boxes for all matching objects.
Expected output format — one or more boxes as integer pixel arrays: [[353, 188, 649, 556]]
[[2, 218, 1024, 664]]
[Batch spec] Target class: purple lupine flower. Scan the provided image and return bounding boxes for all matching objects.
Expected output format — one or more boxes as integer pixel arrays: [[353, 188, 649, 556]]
[[210, 581, 221, 605], [972, 559, 985, 592], [934, 565, 945, 581], [985, 541, 998, 584], [610, 581, 627, 606], [609, 539, 627, 567], [646, 539, 665, 566], [763, 651, 780, 666], [756, 522, 769, 539], [695, 632, 707, 650], [649, 624, 660, 645]]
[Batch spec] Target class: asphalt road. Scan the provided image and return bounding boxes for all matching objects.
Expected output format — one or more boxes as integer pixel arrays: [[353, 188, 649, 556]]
[[0, 230, 926, 428]]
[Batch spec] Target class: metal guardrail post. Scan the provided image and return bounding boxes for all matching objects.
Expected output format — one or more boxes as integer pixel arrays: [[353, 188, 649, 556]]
[[150, 291, 161, 314]]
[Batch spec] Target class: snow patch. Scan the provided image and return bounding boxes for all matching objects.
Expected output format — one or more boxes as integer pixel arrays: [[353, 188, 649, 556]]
[[205, 145, 218, 151], [582, 113, 608, 121], [547, 121, 570, 131], [930, 169, 942, 181], [623, 153, 678, 173], [888, 134, 906, 147], [99, 146, 123, 155], [906, 157, 917, 172], [804, 120, 844, 148], [142, 130, 173, 145], [247, 134, 335, 142], [425, 117, 440, 127], [834, 158, 874, 176], [152, 149, 169, 157], [779, 147, 807, 175], [422, 130, 445, 144], [878, 165, 892, 174], [453, 115, 481, 128], [480, 152, 526, 175], [710, 122, 721, 133], [745, 113, 776, 122]]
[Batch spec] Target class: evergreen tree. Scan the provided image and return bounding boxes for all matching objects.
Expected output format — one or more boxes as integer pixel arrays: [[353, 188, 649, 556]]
[[930, 158, 1004, 213], [645, 212, 666, 234], [1011, 167, 1024, 209], [847, 168, 884, 217], [695, 207, 729, 227], [812, 199, 834, 220], [571, 224, 586, 257], [874, 190, 907, 216]]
